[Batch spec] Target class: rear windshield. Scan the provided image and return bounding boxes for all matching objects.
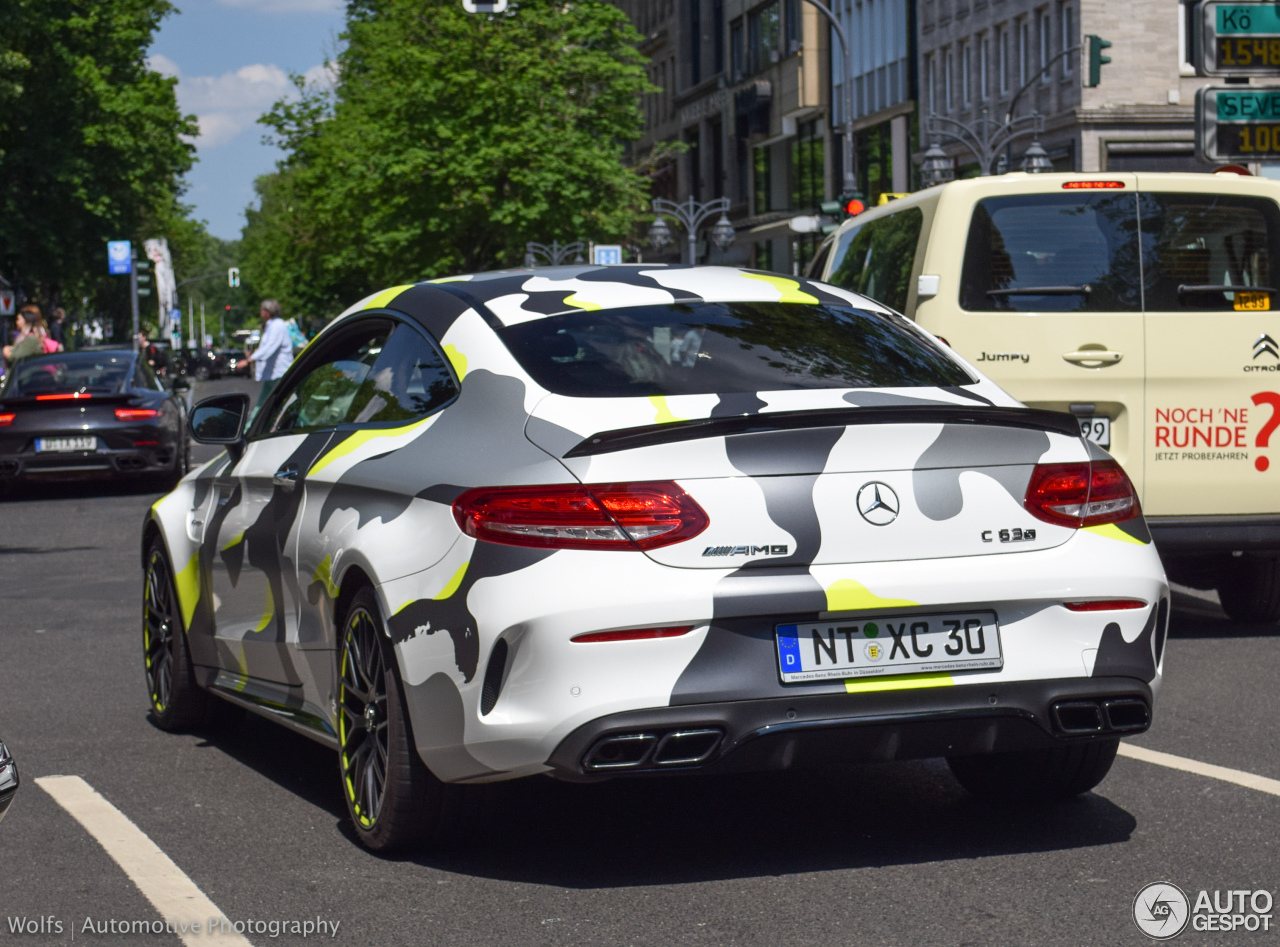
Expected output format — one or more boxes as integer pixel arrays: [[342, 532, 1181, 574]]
[[960, 193, 1142, 312], [497, 302, 972, 397], [1140, 193, 1280, 311], [2, 353, 132, 396]]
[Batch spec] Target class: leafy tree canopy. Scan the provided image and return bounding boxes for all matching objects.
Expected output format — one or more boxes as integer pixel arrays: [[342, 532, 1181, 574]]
[[0, 0, 198, 330], [243, 0, 653, 320]]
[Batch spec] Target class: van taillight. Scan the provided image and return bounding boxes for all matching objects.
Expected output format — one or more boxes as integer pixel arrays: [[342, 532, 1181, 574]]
[[1062, 181, 1125, 189], [1024, 460, 1140, 528], [452, 482, 709, 550]]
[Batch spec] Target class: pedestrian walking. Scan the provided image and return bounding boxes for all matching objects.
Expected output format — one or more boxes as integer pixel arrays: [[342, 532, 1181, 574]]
[[48, 307, 67, 350], [238, 299, 293, 411], [3, 305, 48, 367]]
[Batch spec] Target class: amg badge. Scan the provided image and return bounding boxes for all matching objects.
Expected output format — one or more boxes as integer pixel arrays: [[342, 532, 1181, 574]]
[[703, 544, 789, 557]]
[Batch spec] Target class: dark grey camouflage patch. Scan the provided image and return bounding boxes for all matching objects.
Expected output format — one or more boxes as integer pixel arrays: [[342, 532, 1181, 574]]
[[1092, 609, 1157, 683], [911, 425, 1051, 521]]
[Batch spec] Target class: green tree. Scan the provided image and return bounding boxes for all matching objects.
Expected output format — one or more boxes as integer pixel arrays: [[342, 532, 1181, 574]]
[[0, 0, 195, 332], [243, 0, 652, 318]]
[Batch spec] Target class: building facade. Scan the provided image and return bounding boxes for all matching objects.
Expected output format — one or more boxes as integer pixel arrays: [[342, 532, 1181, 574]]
[[918, 0, 1217, 173]]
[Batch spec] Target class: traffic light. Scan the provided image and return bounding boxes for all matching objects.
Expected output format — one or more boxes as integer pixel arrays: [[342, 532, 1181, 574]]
[[820, 194, 866, 217], [1086, 35, 1112, 88], [228, 267, 240, 288]]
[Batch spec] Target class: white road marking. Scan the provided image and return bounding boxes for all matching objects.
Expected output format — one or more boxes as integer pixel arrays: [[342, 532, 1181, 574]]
[[35, 775, 252, 947], [1119, 743, 1280, 797]]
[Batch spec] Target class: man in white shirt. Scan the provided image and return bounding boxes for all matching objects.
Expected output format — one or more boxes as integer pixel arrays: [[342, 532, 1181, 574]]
[[238, 299, 294, 413]]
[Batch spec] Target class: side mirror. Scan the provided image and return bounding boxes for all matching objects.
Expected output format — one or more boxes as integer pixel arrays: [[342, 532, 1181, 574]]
[[190, 393, 250, 460]]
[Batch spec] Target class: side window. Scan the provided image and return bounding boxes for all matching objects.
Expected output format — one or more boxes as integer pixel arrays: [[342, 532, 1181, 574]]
[[959, 193, 1141, 312], [1140, 193, 1280, 311], [344, 323, 458, 426], [826, 208, 924, 313], [264, 321, 391, 436], [805, 235, 836, 280]]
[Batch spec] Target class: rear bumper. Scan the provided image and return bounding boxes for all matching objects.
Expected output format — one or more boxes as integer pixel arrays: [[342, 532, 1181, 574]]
[[0, 445, 179, 478], [1147, 514, 1280, 555], [545, 676, 1151, 781]]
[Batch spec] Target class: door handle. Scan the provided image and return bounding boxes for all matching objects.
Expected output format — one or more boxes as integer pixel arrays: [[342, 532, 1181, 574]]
[[1062, 349, 1123, 367], [272, 463, 299, 490]]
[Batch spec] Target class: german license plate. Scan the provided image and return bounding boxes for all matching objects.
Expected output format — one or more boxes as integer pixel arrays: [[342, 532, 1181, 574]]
[[1234, 290, 1271, 311], [776, 611, 1002, 683], [1079, 416, 1110, 449], [35, 436, 97, 452]]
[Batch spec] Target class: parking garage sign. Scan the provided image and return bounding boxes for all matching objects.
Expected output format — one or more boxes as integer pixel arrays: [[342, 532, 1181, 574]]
[[1196, 86, 1280, 160], [1199, 2, 1280, 75]]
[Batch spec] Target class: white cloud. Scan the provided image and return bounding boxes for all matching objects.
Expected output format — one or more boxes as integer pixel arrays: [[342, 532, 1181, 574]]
[[214, 0, 342, 12], [151, 59, 330, 151]]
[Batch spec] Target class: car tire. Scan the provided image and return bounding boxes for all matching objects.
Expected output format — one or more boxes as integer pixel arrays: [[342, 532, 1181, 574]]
[[338, 587, 459, 854], [947, 739, 1119, 802], [1216, 558, 1280, 623], [194, 365, 211, 381], [143, 539, 209, 732]]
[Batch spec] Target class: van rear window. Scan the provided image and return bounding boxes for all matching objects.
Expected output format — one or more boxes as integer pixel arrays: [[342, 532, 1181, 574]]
[[960, 193, 1142, 312]]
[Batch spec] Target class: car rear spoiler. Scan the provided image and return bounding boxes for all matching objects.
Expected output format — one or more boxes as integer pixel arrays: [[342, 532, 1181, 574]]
[[563, 405, 1082, 458]]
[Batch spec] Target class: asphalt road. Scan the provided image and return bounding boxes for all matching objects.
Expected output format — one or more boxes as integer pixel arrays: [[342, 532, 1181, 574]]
[[0, 378, 1277, 946]]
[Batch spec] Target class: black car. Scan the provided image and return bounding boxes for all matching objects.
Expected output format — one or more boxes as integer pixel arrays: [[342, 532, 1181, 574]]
[[0, 739, 17, 824], [0, 350, 189, 485]]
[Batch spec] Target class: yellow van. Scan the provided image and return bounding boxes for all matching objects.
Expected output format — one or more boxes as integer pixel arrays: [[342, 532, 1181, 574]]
[[812, 172, 1280, 622]]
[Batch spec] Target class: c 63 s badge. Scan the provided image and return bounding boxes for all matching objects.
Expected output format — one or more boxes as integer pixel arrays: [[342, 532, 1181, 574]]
[[982, 528, 1037, 543]]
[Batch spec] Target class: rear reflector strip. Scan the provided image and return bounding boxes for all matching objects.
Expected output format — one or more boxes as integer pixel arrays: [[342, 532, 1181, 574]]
[[1063, 600, 1146, 611], [115, 408, 159, 421], [571, 625, 694, 643], [1062, 181, 1126, 189], [36, 392, 92, 401]]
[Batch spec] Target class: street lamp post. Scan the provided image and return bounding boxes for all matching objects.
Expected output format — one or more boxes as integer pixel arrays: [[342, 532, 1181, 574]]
[[800, 0, 859, 198], [924, 109, 1046, 178], [525, 240, 586, 267], [647, 197, 735, 264]]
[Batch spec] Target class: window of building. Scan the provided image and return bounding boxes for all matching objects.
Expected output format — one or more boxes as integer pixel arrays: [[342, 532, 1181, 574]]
[[927, 54, 937, 114], [754, 144, 773, 214], [1018, 19, 1029, 88], [980, 33, 991, 99], [791, 119, 823, 211], [999, 26, 1010, 95], [945, 46, 955, 112], [730, 17, 745, 81], [714, 0, 725, 74], [690, 0, 702, 86], [785, 0, 802, 54], [1177, 0, 1197, 75], [962, 41, 972, 106], [1039, 10, 1051, 83], [1061, 4, 1074, 74], [748, 2, 782, 74]]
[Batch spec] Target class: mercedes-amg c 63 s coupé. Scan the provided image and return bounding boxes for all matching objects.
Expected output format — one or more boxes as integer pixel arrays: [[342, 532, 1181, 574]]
[[142, 265, 1168, 852]]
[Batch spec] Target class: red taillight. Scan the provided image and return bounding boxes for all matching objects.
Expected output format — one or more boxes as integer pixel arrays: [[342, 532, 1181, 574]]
[[36, 392, 91, 401], [1062, 180, 1126, 189], [0, 413, 13, 426], [571, 625, 695, 643], [452, 482, 709, 550], [115, 408, 159, 421], [1063, 600, 1146, 611], [1024, 460, 1140, 528]]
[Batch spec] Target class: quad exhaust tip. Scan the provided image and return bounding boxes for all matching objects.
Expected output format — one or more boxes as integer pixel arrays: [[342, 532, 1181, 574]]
[[583, 728, 724, 772], [1051, 697, 1149, 734]]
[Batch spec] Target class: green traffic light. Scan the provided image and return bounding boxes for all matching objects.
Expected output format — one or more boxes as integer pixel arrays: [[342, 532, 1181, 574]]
[[1087, 34, 1112, 88]]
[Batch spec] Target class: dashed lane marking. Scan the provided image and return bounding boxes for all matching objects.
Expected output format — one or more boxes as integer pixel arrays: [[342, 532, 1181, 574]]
[[1119, 742, 1280, 797], [35, 775, 252, 947]]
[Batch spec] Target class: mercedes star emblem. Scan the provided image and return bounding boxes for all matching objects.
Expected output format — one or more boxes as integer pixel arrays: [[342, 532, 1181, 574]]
[[856, 481, 900, 526]]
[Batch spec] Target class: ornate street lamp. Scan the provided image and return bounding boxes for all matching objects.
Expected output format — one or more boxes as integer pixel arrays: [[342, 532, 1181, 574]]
[[1021, 139, 1055, 173], [649, 196, 733, 264], [525, 240, 586, 267], [920, 140, 956, 188]]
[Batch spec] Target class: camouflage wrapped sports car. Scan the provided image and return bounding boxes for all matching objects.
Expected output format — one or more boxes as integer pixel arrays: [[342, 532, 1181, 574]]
[[143, 265, 1167, 852]]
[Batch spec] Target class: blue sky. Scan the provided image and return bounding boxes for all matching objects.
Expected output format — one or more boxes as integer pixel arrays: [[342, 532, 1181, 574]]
[[151, 0, 346, 241]]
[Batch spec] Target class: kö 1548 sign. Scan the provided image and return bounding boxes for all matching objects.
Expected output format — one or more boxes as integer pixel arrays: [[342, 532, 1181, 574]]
[[1196, 87, 1280, 160]]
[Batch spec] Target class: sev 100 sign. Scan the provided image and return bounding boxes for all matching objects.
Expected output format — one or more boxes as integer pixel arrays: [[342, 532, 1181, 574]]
[[1196, 87, 1280, 160]]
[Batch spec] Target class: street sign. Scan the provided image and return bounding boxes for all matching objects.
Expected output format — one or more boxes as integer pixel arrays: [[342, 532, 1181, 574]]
[[0, 290, 12, 316], [1199, 2, 1280, 75], [463, 1, 508, 11], [1196, 86, 1280, 160], [592, 245, 623, 265], [107, 240, 132, 275]]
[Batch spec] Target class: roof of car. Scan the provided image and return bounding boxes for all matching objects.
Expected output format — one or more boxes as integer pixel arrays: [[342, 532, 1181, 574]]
[[338, 264, 884, 341]]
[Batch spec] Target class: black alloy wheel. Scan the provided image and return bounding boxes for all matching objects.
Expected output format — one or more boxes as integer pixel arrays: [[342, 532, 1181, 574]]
[[337, 587, 458, 853], [143, 540, 207, 731]]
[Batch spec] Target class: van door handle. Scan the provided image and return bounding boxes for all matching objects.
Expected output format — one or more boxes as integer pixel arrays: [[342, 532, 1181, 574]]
[[272, 463, 299, 490], [1062, 349, 1123, 367]]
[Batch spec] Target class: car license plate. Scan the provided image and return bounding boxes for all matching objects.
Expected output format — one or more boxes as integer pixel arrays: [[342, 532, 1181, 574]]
[[1079, 416, 1110, 449], [1234, 290, 1271, 311], [35, 436, 98, 452], [775, 611, 1002, 683]]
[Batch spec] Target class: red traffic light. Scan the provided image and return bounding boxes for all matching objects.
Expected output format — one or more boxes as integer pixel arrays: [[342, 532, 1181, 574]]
[[844, 198, 865, 216], [225, 305, 231, 310]]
